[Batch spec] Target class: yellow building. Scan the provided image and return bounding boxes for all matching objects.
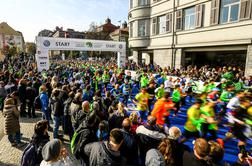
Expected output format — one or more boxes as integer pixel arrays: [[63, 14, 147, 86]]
[[0, 22, 25, 52], [128, 0, 252, 76]]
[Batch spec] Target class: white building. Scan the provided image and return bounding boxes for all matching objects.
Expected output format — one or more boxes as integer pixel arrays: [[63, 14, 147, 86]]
[[128, 0, 252, 76]]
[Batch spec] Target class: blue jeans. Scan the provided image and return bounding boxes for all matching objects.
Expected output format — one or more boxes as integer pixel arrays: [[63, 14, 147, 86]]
[[8, 130, 21, 143], [53, 116, 62, 139], [123, 95, 129, 106], [42, 110, 50, 121], [42, 110, 51, 127], [139, 110, 148, 122]]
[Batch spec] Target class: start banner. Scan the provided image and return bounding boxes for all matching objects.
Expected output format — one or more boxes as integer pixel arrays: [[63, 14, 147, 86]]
[[35, 36, 126, 71]]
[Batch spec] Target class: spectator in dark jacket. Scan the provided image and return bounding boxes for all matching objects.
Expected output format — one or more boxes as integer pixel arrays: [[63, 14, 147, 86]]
[[120, 118, 138, 165], [136, 115, 166, 165], [21, 120, 50, 166], [32, 77, 41, 97], [0, 81, 7, 111], [49, 89, 63, 139], [26, 81, 36, 118], [70, 92, 82, 131], [73, 101, 90, 130], [207, 141, 224, 166], [18, 79, 27, 117], [108, 102, 128, 131], [183, 138, 210, 166], [168, 126, 190, 166], [73, 110, 99, 164], [84, 128, 126, 166], [63, 91, 75, 140]]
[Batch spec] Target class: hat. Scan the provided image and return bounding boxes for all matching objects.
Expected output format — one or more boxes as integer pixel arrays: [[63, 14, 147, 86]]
[[42, 139, 61, 162]]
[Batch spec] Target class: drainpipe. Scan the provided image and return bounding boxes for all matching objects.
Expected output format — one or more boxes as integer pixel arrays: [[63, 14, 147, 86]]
[[171, 0, 176, 68]]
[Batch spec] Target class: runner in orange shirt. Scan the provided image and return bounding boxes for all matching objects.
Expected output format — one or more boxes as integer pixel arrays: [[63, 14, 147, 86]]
[[151, 91, 175, 128]]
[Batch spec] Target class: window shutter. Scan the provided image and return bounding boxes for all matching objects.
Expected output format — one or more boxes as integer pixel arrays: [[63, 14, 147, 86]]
[[152, 17, 157, 35], [195, 4, 203, 28], [240, 0, 252, 20], [176, 10, 183, 31], [210, 0, 220, 25], [166, 13, 172, 32]]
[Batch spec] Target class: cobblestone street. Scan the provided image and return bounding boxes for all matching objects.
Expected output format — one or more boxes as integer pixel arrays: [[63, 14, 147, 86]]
[[0, 112, 80, 166]]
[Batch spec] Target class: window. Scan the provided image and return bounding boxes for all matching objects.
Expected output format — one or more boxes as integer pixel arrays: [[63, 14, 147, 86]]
[[120, 36, 126, 41], [210, 0, 221, 25], [157, 15, 166, 34], [138, 0, 149, 6], [138, 20, 147, 37], [152, 18, 157, 35], [153, 13, 172, 35], [184, 6, 196, 30], [220, 0, 240, 23], [240, 0, 252, 20], [176, 10, 183, 31], [130, 22, 133, 37], [166, 13, 172, 32]]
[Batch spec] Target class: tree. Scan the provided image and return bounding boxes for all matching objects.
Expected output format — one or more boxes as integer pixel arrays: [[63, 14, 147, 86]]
[[8, 46, 18, 56], [25, 42, 36, 55], [2, 45, 17, 57], [88, 22, 97, 32]]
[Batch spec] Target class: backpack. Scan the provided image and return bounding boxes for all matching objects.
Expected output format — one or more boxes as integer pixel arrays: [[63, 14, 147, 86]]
[[70, 122, 96, 159], [34, 96, 41, 109], [21, 142, 41, 166]]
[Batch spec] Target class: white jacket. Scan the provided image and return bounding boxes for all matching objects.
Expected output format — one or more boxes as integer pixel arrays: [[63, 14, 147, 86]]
[[40, 157, 73, 166]]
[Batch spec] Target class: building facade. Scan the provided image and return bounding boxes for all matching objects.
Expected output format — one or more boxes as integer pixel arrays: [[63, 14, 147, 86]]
[[128, 0, 252, 76], [51, 27, 85, 39], [0, 22, 25, 52], [110, 21, 130, 56]]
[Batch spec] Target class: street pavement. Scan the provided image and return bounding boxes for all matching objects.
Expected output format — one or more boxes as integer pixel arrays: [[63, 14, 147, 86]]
[[0, 112, 81, 166], [0, 113, 4, 141]]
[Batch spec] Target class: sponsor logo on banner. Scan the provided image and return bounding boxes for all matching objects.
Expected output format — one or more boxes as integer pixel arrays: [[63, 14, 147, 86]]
[[119, 44, 123, 49], [55, 42, 70, 47], [43, 40, 50, 47], [106, 44, 116, 48], [38, 56, 48, 60], [86, 42, 93, 48]]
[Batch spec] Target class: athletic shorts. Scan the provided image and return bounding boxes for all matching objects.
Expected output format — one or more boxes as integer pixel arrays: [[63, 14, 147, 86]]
[[183, 129, 200, 139]]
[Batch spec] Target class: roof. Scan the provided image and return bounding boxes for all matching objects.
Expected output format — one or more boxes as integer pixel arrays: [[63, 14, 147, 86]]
[[0, 22, 21, 36], [110, 27, 129, 36], [96, 22, 119, 33]]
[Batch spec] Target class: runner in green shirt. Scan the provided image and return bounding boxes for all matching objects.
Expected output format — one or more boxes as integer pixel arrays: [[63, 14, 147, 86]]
[[201, 100, 218, 140]]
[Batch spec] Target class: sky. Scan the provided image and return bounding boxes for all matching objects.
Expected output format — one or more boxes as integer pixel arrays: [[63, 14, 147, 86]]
[[0, 0, 128, 42]]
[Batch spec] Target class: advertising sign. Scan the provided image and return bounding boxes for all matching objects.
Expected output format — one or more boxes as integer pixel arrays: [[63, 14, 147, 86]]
[[36, 36, 126, 71]]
